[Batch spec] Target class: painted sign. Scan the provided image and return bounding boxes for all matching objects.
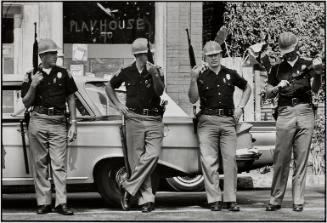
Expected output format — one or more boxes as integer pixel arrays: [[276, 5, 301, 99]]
[[63, 2, 155, 44]]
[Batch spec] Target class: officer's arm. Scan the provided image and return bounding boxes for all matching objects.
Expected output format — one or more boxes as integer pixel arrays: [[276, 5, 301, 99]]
[[151, 68, 165, 96], [265, 65, 280, 99], [105, 83, 121, 108], [22, 72, 43, 108], [67, 93, 76, 123], [266, 84, 280, 99], [22, 86, 37, 108], [238, 83, 252, 108], [188, 77, 199, 104]]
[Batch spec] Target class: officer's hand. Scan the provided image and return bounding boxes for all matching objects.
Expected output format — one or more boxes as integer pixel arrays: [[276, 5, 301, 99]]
[[191, 65, 202, 80], [31, 72, 44, 87], [234, 107, 243, 123], [277, 80, 290, 88], [117, 103, 129, 115], [146, 62, 159, 75], [68, 124, 77, 142]]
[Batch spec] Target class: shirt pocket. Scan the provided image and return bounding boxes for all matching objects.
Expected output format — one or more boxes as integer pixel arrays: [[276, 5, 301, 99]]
[[125, 81, 137, 96], [202, 82, 217, 96]]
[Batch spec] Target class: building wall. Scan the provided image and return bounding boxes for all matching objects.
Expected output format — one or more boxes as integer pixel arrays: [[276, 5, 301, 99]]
[[166, 2, 203, 115], [2, 2, 63, 76]]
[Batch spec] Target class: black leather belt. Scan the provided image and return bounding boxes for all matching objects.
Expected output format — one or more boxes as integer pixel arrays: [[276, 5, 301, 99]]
[[201, 108, 234, 116], [33, 106, 65, 116], [280, 97, 310, 107], [128, 107, 161, 116]]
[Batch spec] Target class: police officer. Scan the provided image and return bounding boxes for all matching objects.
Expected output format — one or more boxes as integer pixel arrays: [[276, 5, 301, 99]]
[[22, 39, 77, 215], [265, 32, 322, 212], [188, 41, 251, 211], [105, 38, 165, 212]]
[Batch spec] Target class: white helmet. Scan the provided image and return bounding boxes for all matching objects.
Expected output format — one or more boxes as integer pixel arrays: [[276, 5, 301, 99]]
[[38, 39, 58, 55], [131, 38, 154, 55]]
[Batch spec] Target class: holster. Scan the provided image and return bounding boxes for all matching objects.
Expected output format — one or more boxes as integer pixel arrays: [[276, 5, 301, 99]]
[[159, 100, 168, 117], [192, 108, 201, 134], [24, 109, 30, 129], [272, 108, 278, 120], [193, 116, 198, 134]]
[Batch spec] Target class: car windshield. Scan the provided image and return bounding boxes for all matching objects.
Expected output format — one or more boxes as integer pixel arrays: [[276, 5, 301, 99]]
[[84, 82, 126, 116]]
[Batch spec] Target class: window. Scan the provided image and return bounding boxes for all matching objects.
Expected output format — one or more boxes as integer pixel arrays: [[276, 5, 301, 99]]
[[2, 18, 14, 43], [84, 82, 125, 116], [63, 1, 155, 44], [2, 4, 23, 75]]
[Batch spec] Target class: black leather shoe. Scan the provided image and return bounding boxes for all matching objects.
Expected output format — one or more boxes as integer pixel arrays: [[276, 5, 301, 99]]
[[141, 202, 155, 213], [266, 204, 281, 211], [209, 202, 222, 211], [225, 202, 240, 212], [121, 190, 131, 211], [293, 204, 303, 212], [37, 205, 52, 214], [54, 204, 74, 215]]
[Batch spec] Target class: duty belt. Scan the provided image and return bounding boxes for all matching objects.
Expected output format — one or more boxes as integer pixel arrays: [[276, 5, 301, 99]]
[[33, 106, 65, 116], [128, 107, 161, 116], [280, 97, 310, 107], [201, 108, 234, 116]]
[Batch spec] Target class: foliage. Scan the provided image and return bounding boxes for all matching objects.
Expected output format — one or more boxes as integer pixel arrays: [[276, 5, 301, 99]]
[[223, 2, 325, 58], [310, 108, 325, 174], [223, 2, 326, 174]]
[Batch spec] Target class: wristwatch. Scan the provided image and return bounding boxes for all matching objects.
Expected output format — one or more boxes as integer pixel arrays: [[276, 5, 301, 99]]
[[70, 119, 77, 125]]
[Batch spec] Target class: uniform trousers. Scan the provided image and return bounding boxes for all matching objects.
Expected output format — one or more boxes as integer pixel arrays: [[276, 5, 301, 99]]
[[197, 115, 237, 203], [28, 111, 68, 207], [269, 103, 314, 205], [122, 112, 163, 205]]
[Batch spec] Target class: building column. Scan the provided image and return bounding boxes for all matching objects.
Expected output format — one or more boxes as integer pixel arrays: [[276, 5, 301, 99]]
[[14, 14, 23, 75], [155, 2, 167, 78], [40, 2, 63, 66]]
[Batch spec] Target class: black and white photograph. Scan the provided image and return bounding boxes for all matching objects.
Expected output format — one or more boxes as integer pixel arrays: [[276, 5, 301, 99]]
[[1, 1, 325, 222]]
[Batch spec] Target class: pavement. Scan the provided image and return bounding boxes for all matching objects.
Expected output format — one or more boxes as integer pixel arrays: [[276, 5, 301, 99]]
[[238, 166, 325, 189], [2, 186, 325, 221]]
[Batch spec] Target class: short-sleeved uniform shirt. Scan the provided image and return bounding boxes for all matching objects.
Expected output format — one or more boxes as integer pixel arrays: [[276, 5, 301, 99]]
[[267, 57, 312, 106], [21, 65, 78, 110], [197, 65, 247, 110], [110, 62, 164, 109]]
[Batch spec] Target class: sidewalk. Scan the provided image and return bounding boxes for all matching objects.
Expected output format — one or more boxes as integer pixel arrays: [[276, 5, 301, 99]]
[[238, 166, 325, 189]]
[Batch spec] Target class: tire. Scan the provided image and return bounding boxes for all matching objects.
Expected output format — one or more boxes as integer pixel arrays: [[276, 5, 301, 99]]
[[166, 175, 205, 192], [94, 159, 160, 207]]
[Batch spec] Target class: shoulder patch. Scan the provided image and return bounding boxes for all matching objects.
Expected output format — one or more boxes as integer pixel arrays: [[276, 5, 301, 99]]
[[67, 70, 73, 78], [112, 68, 123, 77]]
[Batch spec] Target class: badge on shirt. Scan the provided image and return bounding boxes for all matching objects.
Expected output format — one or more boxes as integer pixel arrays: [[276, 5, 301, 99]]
[[226, 74, 231, 80], [145, 79, 151, 88], [57, 72, 62, 79]]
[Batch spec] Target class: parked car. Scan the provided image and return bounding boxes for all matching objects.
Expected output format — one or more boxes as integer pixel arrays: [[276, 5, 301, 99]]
[[2, 76, 274, 207]]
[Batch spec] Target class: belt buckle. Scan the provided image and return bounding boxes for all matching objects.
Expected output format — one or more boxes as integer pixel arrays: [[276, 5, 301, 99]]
[[48, 107, 54, 116], [143, 109, 149, 116], [218, 109, 224, 116], [291, 98, 299, 106]]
